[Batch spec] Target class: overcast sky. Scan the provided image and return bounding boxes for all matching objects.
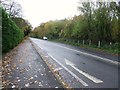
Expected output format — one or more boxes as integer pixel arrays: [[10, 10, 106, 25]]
[[16, 0, 80, 28]]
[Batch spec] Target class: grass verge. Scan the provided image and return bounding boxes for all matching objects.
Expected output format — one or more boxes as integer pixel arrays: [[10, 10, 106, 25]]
[[50, 39, 119, 56]]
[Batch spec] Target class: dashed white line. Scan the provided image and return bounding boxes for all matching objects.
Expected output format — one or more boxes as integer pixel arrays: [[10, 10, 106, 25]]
[[55, 44, 119, 65]]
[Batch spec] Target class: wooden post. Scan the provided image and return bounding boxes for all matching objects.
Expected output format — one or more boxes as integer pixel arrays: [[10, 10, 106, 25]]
[[78, 40, 79, 45], [73, 40, 74, 44], [83, 40, 85, 45], [66, 39, 68, 42], [69, 40, 71, 43], [89, 40, 91, 46], [98, 41, 100, 48], [110, 42, 112, 48]]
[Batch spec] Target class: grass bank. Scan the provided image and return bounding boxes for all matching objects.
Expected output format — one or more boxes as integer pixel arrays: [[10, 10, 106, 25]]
[[50, 39, 119, 55]]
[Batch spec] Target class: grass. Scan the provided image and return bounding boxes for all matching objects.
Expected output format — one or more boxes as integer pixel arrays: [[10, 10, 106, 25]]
[[50, 39, 119, 55]]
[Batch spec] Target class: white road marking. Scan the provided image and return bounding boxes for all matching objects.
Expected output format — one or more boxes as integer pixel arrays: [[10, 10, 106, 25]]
[[55, 44, 119, 65], [65, 59, 75, 66], [48, 54, 88, 87], [65, 59, 103, 83]]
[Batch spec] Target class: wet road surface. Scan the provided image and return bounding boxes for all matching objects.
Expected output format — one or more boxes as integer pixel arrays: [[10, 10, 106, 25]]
[[30, 38, 119, 88]]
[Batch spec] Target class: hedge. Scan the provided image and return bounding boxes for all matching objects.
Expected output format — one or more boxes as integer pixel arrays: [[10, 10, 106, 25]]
[[2, 7, 24, 53]]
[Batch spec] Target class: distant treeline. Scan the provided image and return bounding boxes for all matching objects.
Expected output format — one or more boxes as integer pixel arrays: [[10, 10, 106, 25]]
[[2, 7, 32, 53], [31, 2, 119, 44]]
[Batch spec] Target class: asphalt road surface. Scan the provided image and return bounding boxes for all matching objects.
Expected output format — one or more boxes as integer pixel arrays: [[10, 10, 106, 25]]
[[30, 38, 119, 88]]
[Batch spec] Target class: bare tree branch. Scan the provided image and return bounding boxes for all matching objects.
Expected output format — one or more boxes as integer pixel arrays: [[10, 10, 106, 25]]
[[1, 0, 23, 18]]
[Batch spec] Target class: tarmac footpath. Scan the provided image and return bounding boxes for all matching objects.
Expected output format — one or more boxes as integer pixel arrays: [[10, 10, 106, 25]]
[[2, 39, 63, 89]]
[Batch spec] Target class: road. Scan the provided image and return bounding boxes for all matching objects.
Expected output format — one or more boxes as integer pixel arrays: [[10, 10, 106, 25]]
[[30, 38, 119, 88]]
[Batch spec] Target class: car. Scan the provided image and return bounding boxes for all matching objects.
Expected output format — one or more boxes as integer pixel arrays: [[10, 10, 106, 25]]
[[43, 36, 48, 40]]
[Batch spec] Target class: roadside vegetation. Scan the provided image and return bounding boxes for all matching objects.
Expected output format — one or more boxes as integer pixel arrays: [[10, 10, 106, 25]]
[[2, 7, 24, 52], [30, 2, 120, 54], [1, 0, 32, 53]]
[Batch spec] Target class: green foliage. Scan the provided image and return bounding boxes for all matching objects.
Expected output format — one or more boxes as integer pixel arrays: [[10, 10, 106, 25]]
[[12, 17, 32, 36], [0, 7, 2, 59], [2, 8, 24, 53], [30, 2, 119, 53], [30, 20, 66, 39]]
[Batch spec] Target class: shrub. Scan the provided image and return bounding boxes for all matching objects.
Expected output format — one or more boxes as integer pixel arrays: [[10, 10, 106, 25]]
[[2, 8, 24, 53]]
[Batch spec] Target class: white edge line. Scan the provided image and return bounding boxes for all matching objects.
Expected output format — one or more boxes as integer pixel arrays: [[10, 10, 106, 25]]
[[56, 45, 119, 65], [48, 53, 88, 87], [31, 38, 117, 65]]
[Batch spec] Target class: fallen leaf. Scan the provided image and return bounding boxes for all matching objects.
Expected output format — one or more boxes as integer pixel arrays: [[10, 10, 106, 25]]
[[20, 60, 23, 63], [38, 82, 43, 87], [11, 85, 16, 88], [55, 86, 58, 88], [8, 76, 12, 78], [16, 67, 19, 70], [49, 71, 51, 72], [41, 74, 44, 76], [34, 75, 38, 78], [17, 79, 21, 82], [25, 83, 30, 87], [16, 77, 19, 79], [54, 68, 62, 72], [34, 81, 38, 84], [28, 77, 34, 81]]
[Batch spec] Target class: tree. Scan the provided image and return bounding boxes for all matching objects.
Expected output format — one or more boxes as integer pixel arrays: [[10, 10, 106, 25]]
[[12, 17, 32, 36], [1, 0, 22, 18], [31, 1, 119, 45], [78, 2, 94, 40], [109, 2, 119, 42]]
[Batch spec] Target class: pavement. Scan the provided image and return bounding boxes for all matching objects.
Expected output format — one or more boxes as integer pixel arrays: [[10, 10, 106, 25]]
[[2, 39, 63, 89], [30, 37, 119, 89]]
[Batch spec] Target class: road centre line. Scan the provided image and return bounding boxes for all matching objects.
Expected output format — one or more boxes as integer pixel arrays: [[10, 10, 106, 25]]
[[31, 38, 119, 65], [55, 44, 119, 65], [48, 53, 88, 87]]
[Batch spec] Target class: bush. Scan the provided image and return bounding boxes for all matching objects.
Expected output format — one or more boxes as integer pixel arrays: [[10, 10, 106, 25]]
[[2, 8, 24, 53]]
